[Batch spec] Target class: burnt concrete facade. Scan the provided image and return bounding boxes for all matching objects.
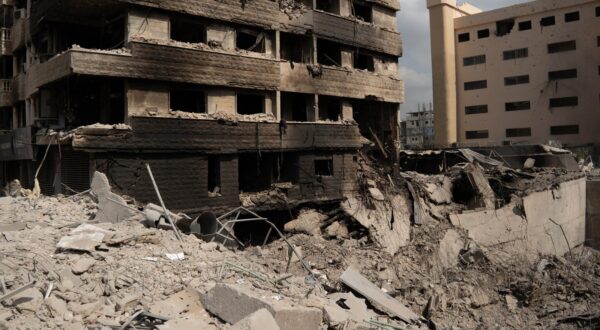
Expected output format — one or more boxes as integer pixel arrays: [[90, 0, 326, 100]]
[[0, 0, 403, 213]]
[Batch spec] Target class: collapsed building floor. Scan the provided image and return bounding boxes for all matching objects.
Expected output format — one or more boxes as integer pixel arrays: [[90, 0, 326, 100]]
[[1, 147, 599, 330]]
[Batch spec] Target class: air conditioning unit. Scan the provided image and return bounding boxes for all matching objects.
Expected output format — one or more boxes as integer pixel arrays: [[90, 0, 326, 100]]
[[13, 9, 26, 20]]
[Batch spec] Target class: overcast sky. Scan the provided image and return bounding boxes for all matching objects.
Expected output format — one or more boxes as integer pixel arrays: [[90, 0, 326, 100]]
[[397, 0, 527, 118]]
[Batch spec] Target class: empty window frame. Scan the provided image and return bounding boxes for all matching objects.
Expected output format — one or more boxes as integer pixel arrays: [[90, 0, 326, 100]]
[[551, 125, 579, 135], [236, 28, 265, 53], [496, 19, 514, 36], [504, 75, 529, 86], [463, 54, 485, 66], [352, 1, 372, 22], [550, 97, 578, 107], [564, 11, 579, 22], [465, 130, 489, 139], [207, 156, 221, 196], [503, 48, 528, 60], [318, 96, 341, 121], [281, 92, 310, 121], [280, 32, 311, 63], [458, 32, 470, 42], [597, 6, 600, 16], [170, 89, 206, 113], [477, 29, 490, 39], [464, 80, 487, 90], [314, 158, 333, 176], [548, 69, 577, 80], [237, 93, 264, 114], [317, 39, 341, 66], [540, 16, 555, 26], [170, 17, 206, 43], [353, 52, 374, 71], [597, 36, 600, 46], [506, 127, 531, 137], [316, 0, 340, 14], [505, 101, 531, 111], [518, 20, 532, 31], [548, 40, 576, 53], [465, 105, 488, 115]]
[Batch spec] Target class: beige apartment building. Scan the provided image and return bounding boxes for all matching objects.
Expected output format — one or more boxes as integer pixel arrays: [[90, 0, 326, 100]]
[[427, 0, 600, 147]]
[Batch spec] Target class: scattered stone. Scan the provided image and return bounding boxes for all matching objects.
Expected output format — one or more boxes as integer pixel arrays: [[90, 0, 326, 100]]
[[200, 242, 219, 252], [324, 221, 349, 239], [149, 288, 204, 319], [12, 288, 43, 312], [71, 258, 96, 275], [91, 171, 136, 223], [323, 292, 370, 327], [116, 293, 141, 311], [231, 308, 280, 330], [46, 296, 69, 319], [368, 187, 385, 201], [505, 295, 518, 312], [524, 158, 535, 169], [470, 287, 491, 308], [438, 229, 464, 269], [283, 209, 325, 236]]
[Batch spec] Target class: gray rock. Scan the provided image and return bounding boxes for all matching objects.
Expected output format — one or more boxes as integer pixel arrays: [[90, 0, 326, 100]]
[[231, 308, 280, 330]]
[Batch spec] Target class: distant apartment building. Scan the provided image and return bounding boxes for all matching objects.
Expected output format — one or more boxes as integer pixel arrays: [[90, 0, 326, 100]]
[[403, 104, 435, 149], [427, 0, 600, 147]]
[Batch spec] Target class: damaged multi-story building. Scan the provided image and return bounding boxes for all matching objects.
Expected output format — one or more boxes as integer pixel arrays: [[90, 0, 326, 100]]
[[0, 0, 403, 214]]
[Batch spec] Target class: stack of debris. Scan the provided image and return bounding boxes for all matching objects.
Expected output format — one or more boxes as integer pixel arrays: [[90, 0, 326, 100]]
[[0, 148, 599, 330]]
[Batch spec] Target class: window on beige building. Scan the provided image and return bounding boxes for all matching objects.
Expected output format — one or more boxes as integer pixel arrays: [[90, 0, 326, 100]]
[[464, 80, 487, 90], [503, 48, 528, 60], [496, 19, 514, 36], [505, 101, 531, 111], [540, 16, 555, 26], [506, 127, 531, 137], [465, 105, 488, 114], [596, 6, 600, 16], [564, 11, 579, 22], [550, 97, 578, 107], [458, 33, 470, 42], [548, 69, 577, 80], [463, 54, 486, 66], [518, 21, 532, 31], [551, 125, 579, 135], [478, 29, 489, 39], [504, 75, 529, 86], [466, 130, 489, 139], [548, 40, 576, 53]]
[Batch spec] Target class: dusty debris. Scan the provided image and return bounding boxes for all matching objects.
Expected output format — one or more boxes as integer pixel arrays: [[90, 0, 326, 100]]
[[438, 229, 464, 269], [283, 209, 326, 236], [231, 308, 280, 330], [91, 171, 136, 223]]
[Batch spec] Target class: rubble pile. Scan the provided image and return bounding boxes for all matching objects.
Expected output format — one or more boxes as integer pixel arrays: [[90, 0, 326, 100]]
[[1, 151, 599, 329]]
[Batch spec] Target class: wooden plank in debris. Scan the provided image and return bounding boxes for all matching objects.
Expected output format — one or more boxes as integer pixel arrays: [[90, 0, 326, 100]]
[[340, 268, 419, 323]]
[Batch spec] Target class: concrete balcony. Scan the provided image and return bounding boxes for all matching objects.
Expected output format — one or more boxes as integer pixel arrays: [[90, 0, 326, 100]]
[[10, 18, 27, 52], [0, 28, 11, 55], [280, 62, 404, 103], [73, 117, 365, 152]]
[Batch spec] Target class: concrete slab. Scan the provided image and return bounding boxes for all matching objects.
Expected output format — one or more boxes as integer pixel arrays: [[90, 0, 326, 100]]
[[231, 308, 280, 330], [201, 284, 321, 330]]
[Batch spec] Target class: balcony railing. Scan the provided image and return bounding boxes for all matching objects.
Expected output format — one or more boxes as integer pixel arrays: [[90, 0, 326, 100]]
[[0, 79, 11, 92], [0, 27, 11, 41]]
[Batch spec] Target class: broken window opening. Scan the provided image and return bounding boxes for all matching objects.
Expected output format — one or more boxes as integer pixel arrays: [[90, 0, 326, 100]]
[[170, 89, 206, 113], [495, 19, 514, 36], [170, 16, 206, 43], [518, 20, 532, 31], [318, 96, 341, 121], [238, 153, 272, 192], [280, 32, 311, 63], [317, 39, 341, 66], [14, 49, 25, 74], [551, 125, 579, 135], [0, 5, 13, 28], [237, 93, 264, 115], [352, 1, 372, 22], [465, 130, 489, 140], [15, 102, 25, 128], [597, 6, 600, 17], [550, 97, 578, 108], [548, 40, 576, 53], [316, 0, 340, 14], [458, 32, 470, 43], [477, 29, 490, 39], [540, 16, 555, 27], [0, 56, 12, 79], [208, 156, 221, 197], [506, 127, 531, 138], [281, 92, 311, 122], [272, 153, 299, 184], [314, 158, 333, 176], [353, 52, 374, 71], [236, 28, 265, 53], [65, 77, 125, 128], [0, 107, 11, 130]]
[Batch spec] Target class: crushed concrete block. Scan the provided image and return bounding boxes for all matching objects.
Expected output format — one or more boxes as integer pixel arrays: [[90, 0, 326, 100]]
[[58, 269, 84, 291], [324, 221, 349, 239], [11, 287, 43, 312], [71, 258, 96, 275], [149, 288, 204, 319], [368, 187, 385, 201], [201, 284, 321, 330], [340, 268, 419, 323], [464, 163, 496, 209], [470, 287, 491, 308], [57, 224, 111, 253], [46, 296, 69, 319], [231, 308, 280, 330], [438, 229, 464, 269], [424, 177, 453, 204], [67, 300, 101, 318], [283, 209, 325, 236], [523, 158, 535, 169], [91, 171, 136, 223], [116, 293, 141, 311], [0, 223, 26, 233], [323, 292, 370, 327], [505, 295, 518, 312]]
